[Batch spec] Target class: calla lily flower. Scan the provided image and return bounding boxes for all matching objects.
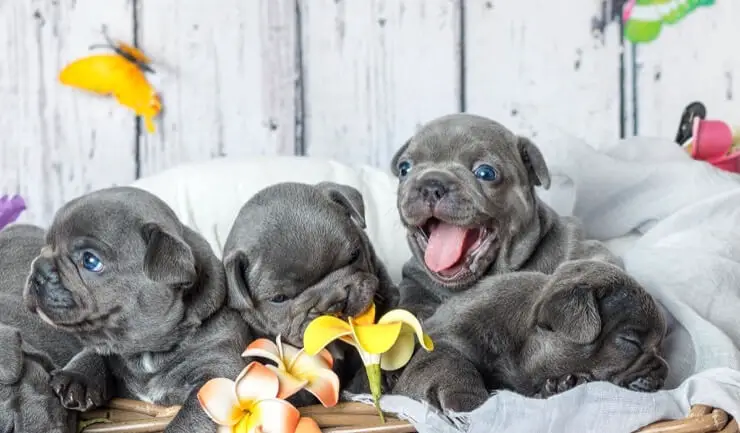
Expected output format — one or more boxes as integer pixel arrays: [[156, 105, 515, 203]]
[[302, 303, 434, 421], [197, 361, 321, 433], [242, 335, 340, 407]]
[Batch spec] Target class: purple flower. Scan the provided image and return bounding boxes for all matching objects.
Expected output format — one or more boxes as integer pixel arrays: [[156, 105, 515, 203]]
[[0, 195, 26, 230]]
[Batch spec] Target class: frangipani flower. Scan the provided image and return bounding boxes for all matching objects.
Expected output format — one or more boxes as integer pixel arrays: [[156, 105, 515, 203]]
[[302, 303, 434, 421], [197, 361, 321, 433], [242, 335, 340, 407]]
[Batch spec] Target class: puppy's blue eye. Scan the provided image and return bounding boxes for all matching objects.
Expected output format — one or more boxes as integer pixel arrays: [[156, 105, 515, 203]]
[[82, 252, 103, 272], [473, 164, 497, 181], [397, 161, 412, 178]]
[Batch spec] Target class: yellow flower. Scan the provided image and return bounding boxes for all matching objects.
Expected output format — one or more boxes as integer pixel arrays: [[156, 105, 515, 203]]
[[197, 361, 321, 433], [302, 303, 434, 421], [242, 335, 340, 407]]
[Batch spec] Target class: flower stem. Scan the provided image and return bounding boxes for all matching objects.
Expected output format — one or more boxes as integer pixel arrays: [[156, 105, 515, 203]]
[[365, 363, 385, 423]]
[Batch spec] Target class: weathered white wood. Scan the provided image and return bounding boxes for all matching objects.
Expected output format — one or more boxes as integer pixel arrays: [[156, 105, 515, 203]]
[[0, 0, 137, 225], [300, 0, 462, 168], [465, 0, 624, 148], [136, 0, 298, 177], [635, 2, 740, 139]]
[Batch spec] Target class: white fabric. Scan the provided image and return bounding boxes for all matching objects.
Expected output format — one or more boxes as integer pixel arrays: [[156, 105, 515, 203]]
[[131, 157, 410, 283], [130, 137, 740, 432]]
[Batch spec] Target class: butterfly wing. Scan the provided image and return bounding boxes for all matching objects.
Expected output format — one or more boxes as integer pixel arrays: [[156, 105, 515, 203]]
[[59, 54, 161, 132], [59, 54, 135, 95]]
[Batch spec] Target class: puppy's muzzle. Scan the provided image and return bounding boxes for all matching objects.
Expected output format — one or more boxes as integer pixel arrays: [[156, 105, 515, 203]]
[[621, 354, 668, 392], [30, 257, 76, 310]]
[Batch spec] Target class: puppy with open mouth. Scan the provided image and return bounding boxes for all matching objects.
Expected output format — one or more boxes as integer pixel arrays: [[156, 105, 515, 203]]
[[23, 187, 253, 433], [391, 113, 620, 319], [0, 224, 81, 433], [393, 260, 668, 412], [223, 181, 399, 403]]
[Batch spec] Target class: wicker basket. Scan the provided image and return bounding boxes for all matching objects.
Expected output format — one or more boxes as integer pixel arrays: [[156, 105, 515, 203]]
[[77, 399, 737, 433]]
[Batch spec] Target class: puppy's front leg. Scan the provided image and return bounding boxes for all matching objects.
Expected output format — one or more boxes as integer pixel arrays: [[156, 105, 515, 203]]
[[393, 344, 488, 413], [51, 349, 112, 411], [165, 390, 217, 433]]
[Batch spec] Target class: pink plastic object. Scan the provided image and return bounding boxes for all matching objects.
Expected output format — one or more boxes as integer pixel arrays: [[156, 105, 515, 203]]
[[691, 118, 740, 173], [691, 118, 733, 160]]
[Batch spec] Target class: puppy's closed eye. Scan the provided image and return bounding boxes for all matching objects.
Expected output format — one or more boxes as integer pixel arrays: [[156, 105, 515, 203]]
[[269, 294, 289, 304], [349, 249, 361, 265], [616, 331, 644, 350]]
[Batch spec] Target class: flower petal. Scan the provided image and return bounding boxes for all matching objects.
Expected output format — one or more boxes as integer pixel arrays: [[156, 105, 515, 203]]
[[296, 417, 322, 433], [242, 338, 286, 370], [317, 348, 334, 368], [380, 329, 415, 371], [351, 302, 376, 326], [351, 321, 403, 354], [302, 367, 340, 407], [197, 378, 243, 426], [288, 349, 333, 379], [266, 364, 308, 400], [246, 398, 301, 433], [303, 315, 353, 355], [234, 361, 280, 406], [377, 309, 434, 351], [217, 426, 234, 433]]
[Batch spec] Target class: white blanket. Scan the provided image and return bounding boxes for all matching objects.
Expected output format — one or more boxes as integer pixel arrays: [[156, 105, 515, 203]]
[[371, 136, 740, 432]]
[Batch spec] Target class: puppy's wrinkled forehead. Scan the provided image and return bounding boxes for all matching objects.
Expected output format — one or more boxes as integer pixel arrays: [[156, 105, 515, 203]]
[[408, 114, 519, 164], [48, 186, 181, 248], [241, 187, 361, 281]]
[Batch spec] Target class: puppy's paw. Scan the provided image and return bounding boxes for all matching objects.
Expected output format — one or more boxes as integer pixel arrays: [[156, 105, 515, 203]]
[[626, 376, 663, 392], [50, 369, 107, 411], [534, 373, 591, 398], [436, 388, 488, 413]]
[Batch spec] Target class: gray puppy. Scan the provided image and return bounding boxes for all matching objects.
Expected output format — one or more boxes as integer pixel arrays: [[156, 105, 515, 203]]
[[23, 187, 253, 433], [223, 182, 399, 399], [393, 259, 668, 412], [0, 224, 80, 433], [390, 113, 619, 319]]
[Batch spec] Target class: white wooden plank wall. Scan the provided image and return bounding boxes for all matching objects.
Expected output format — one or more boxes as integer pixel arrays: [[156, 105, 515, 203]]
[[0, 0, 734, 226]]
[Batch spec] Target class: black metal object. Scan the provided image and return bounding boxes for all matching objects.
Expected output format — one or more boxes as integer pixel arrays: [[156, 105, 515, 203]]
[[675, 101, 707, 145]]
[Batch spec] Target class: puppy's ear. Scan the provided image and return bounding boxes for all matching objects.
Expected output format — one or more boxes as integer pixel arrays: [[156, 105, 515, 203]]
[[316, 182, 366, 229], [517, 136, 551, 189], [141, 223, 197, 287], [223, 249, 254, 311], [390, 139, 411, 176], [0, 325, 23, 385], [534, 264, 602, 344]]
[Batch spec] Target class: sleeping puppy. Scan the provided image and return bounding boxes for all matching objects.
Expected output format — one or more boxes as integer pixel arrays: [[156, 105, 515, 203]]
[[0, 224, 79, 433], [222, 181, 399, 399], [391, 113, 619, 319], [393, 259, 668, 412], [23, 187, 253, 433]]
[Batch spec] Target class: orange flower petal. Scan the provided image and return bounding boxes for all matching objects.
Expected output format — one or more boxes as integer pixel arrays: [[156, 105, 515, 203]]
[[296, 417, 322, 433], [246, 398, 301, 433], [302, 367, 340, 407], [351, 302, 376, 326], [317, 348, 334, 368], [266, 364, 308, 400], [242, 338, 285, 370], [197, 378, 243, 426], [234, 361, 280, 406]]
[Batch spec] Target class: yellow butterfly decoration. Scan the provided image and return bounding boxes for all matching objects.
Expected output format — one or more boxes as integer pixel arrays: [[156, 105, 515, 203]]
[[59, 27, 162, 133]]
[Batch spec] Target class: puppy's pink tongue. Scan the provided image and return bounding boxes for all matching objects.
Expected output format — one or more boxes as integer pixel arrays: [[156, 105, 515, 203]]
[[424, 223, 469, 272]]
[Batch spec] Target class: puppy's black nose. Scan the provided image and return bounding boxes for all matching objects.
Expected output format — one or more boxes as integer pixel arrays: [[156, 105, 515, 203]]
[[420, 180, 448, 203]]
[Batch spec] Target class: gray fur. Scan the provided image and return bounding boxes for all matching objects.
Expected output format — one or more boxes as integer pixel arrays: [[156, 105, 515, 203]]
[[23, 187, 253, 433], [393, 260, 668, 412], [0, 224, 79, 433], [223, 182, 399, 402], [390, 113, 620, 320]]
